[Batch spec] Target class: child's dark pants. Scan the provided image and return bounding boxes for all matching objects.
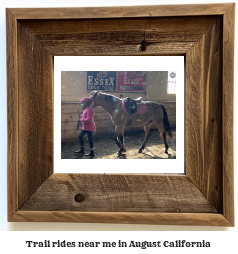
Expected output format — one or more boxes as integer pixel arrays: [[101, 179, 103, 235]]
[[79, 130, 94, 149]]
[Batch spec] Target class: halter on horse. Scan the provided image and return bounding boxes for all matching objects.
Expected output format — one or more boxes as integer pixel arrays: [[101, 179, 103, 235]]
[[89, 91, 173, 156]]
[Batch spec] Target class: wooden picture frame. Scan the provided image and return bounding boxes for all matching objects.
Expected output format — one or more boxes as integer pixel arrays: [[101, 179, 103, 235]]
[[7, 3, 234, 226]]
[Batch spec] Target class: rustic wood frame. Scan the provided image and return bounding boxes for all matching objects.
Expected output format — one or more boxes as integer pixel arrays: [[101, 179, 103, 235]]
[[7, 4, 234, 226]]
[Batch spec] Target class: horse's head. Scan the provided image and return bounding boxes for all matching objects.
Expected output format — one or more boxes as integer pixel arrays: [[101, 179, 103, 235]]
[[89, 91, 100, 108]]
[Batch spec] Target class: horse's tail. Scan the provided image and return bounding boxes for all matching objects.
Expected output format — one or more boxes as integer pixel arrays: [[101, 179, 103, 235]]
[[160, 104, 174, 140]]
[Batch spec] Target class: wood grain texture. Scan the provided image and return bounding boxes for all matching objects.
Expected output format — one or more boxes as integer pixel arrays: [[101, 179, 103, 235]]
[[8, 3, 233, 19], [20, 16, 218, 35], [186, 18, 223, 212], [6, 9, 18, 221], [39, 41, 192, 56], [20, 174, 217, 213], [11, 211, 231, 226], [19, 16, 218, 56], [17, 23, 54, 208], [222, 4, 235, 226]]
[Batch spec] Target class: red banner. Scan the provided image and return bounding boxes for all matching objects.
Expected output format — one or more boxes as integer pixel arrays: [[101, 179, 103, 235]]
[[117, 71, 146, 92]]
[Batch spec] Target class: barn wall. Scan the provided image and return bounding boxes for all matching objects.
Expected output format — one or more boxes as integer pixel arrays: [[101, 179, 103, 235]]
[[61, 71, 176, 142]]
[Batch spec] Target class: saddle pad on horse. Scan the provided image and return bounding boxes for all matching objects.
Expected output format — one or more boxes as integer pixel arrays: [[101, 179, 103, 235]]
[[122, 98, 146, 115]]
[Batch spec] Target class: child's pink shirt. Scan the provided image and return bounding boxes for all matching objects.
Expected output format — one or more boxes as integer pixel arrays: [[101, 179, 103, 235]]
[[80, 107, 96, 131]]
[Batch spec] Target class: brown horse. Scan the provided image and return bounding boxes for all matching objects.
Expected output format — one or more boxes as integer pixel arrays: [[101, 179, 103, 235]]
[[89, 91, 174, 156]]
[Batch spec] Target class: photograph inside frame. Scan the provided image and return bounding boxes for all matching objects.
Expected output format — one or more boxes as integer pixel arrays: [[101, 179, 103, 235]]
[[61, 71, 177, 160]]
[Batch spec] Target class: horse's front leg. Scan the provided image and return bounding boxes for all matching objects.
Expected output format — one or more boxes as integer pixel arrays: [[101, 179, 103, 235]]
[[113, 126, 126, 155], [113, 133, 121, 148], [118, 135, 126, 154]]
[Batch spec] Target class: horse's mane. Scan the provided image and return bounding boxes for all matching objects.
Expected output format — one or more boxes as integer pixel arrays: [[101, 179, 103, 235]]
[[99, 92, 121, 102]]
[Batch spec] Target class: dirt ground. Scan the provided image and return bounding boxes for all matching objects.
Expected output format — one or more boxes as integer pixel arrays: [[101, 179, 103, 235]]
[[61, 128, 176, 159]]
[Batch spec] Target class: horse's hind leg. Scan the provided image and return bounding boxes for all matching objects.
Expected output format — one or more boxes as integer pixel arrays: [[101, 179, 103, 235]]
[[138, 123, 151, 153], [155, 121, 169, 154]]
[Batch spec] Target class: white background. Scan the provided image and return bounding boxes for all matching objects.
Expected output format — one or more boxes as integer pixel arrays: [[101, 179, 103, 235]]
[[55, 56, 184, 173], [0, 0, 237, 253]]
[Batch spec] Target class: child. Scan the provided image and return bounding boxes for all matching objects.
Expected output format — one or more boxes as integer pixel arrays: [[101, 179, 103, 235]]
[[75, 97, 96, 157]]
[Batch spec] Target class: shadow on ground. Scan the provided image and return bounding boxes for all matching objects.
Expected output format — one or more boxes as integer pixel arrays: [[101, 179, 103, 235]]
[[61, 129, 176, 159]]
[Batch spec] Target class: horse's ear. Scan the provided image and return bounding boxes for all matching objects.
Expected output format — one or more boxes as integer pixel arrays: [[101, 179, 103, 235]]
[[90, 91, 99, 97]]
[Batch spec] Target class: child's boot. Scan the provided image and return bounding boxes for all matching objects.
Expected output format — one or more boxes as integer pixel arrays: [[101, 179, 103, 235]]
[[85, 149, 94, 157], [75, 146, 84, 154]]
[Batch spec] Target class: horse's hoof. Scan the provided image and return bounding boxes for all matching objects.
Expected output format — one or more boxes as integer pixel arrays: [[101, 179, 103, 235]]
[[138, 149, 142, 153]]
